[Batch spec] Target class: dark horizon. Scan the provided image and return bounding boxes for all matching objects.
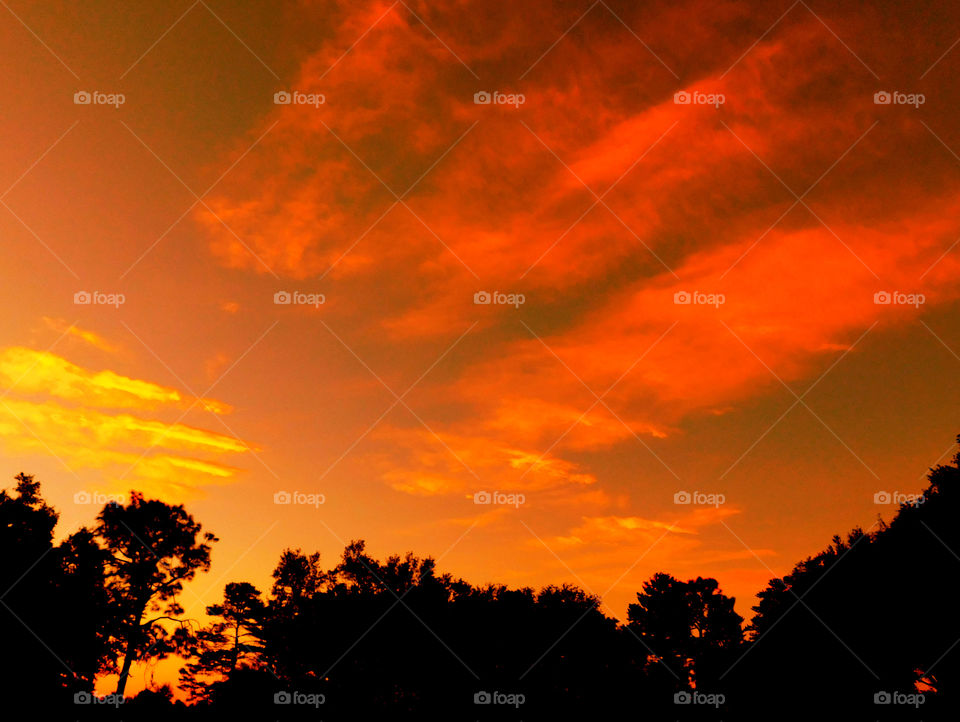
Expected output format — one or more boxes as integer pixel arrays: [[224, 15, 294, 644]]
[[3, 435, 958, 718]]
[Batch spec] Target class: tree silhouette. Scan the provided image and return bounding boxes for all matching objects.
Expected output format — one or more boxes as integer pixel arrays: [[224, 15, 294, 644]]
[[0, 473, 115, 699], [5, 433, 960, 717], [53, 526, 115, 687], [94, 492, 217, 696], [727, 437, 960, 717], [271, 548, 326, 609], [627, 573, 743, 691], [1, 473, 63, 696], [179, 582, 265, 701]]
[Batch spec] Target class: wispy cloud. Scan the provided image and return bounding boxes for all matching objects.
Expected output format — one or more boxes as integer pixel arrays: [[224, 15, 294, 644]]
[[0, 345, 252, 500]]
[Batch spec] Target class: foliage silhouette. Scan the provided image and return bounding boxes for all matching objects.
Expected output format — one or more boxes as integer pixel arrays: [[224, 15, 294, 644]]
[[627, 573, 743, 690], [3, 434, 960, 719], [178, 582, 264, 701], [94, 492, 217, 696], [0, 474, 112, 697]]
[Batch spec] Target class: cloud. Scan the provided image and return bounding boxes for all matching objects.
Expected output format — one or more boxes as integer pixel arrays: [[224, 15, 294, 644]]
[[0, 347, 232, 413], [550, 506, 740, 549], [373, 427, 597, 497], [0, 344, 253, 500], [192, 0, 960, 531], [41, 318, 118, 353]]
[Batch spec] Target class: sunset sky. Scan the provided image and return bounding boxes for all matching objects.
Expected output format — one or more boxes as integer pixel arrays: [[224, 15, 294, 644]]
[[2, 0, 959, 696]]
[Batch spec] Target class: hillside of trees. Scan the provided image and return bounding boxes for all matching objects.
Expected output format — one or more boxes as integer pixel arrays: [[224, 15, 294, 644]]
[[2, 436, 959, 720]]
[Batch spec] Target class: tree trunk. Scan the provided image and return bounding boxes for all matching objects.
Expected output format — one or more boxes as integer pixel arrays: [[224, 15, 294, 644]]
[[231, 621, 239, 671], [115, 601, 147, 696], [115, 636, 136, 697]]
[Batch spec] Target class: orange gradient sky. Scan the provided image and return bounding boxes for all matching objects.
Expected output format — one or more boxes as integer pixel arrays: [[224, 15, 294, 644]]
[[2, 0, 960, 696]]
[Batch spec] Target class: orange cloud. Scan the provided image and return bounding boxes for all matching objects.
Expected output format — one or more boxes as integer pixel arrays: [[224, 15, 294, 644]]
[[373, 427, 597, 497], [550, 506, 739, 548], [0, 343, 252, 500], [42, 318, 118, 353], [0, 347, 232, 413], [189, 0, 960, 578]]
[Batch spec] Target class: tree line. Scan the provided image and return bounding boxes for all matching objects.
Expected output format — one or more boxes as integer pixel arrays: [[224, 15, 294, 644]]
[[3, 437, 959, 720]]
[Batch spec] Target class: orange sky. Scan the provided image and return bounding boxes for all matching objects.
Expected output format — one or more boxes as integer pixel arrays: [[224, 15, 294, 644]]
[[2, 0, 960, 697]]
